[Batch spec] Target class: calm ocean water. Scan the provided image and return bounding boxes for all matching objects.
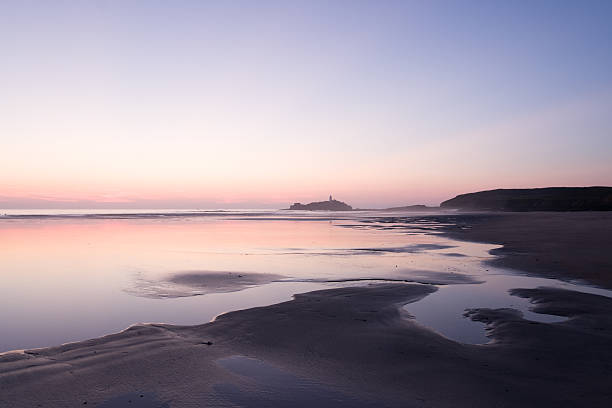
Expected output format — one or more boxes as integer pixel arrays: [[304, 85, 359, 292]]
[[1, 209, 610, 352]]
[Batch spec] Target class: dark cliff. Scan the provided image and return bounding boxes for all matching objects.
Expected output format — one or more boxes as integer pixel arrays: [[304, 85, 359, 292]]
[[440, 187, 612, 211]]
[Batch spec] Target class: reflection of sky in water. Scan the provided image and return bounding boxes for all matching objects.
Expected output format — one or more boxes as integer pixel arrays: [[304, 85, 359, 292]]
[[1, 210, 611, 351]]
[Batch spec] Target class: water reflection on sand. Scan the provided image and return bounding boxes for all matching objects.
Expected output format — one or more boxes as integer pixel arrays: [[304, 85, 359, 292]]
[[1, 209, 610, 351]]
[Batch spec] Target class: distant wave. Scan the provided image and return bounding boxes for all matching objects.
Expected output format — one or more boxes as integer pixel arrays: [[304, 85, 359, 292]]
[[0, 209, 277, 219], [0, 209, 369, 220], [0, 208, 449, 220]]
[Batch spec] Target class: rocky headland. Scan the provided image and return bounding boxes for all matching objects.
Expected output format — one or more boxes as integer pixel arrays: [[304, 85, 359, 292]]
[[440, 186, 612, 211]]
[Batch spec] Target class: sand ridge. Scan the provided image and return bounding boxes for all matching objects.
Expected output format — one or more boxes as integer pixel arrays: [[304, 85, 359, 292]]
[[2, 283, 611, 407]]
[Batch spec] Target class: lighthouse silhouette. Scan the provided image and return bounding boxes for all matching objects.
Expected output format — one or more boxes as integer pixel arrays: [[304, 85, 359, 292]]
[[329, 195, 333, 201]]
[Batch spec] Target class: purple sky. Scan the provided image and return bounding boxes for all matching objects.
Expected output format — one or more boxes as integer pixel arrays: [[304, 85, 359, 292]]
[[2, 1, 611, 208]]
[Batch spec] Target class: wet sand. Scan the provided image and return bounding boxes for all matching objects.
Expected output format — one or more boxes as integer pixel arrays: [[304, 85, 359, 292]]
[[2, 212, 612, 406], [442, 212, 612, 288], [128, 271, 286, 299], [2, 283, 611, 407]]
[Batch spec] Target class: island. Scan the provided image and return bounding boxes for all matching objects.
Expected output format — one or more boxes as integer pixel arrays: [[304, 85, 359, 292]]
[[288, 195, 353, 211], [440, 186, 612, 211]]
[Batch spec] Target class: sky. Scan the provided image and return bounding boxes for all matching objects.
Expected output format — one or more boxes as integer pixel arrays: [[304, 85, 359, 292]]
[[1, 0, 611, 209]]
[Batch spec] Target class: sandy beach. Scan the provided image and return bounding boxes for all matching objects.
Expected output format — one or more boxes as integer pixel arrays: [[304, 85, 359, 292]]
[[442, 212, 612, 288], [2, 283, 611, 407], [2, 212, 612, 407]]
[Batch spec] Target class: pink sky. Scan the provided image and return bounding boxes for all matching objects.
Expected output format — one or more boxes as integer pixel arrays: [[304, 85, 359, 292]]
[[2, 1, 611, 209]]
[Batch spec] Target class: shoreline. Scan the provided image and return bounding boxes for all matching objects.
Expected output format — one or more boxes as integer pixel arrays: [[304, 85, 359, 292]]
[[2, 283, 611, 407], [2, 212, 612, 406], [439, 211, 612, 289]]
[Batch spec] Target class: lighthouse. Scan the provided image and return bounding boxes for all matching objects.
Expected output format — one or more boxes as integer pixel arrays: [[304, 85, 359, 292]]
[[329, 195, 333, 201]]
